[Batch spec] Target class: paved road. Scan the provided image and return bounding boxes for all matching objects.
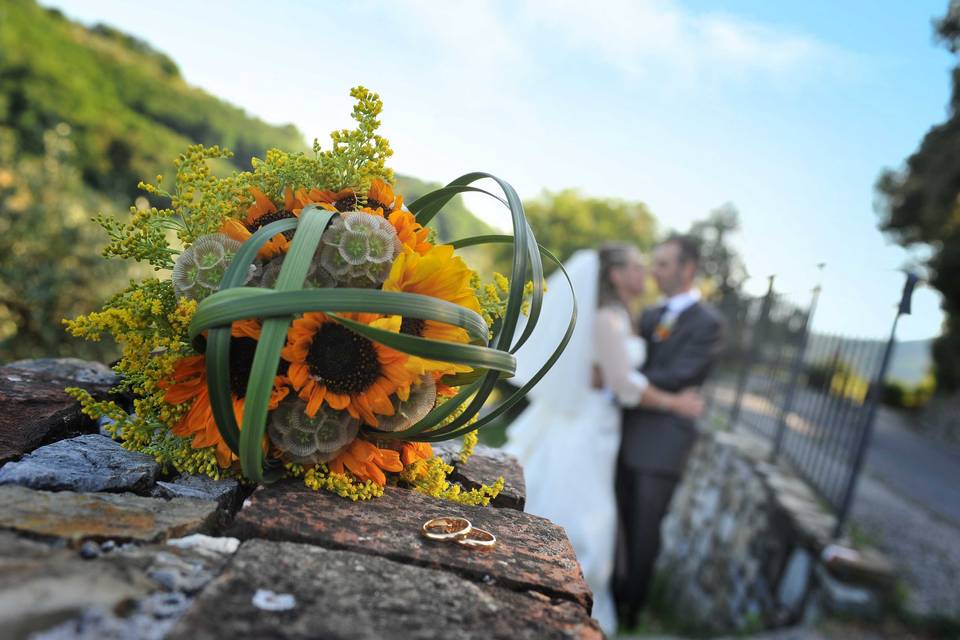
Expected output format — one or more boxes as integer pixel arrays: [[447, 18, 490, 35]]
[[865, 406, 960, 525]]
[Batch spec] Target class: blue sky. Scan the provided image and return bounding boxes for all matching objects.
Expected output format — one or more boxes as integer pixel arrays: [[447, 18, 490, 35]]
[[43, 0, 955, 340]]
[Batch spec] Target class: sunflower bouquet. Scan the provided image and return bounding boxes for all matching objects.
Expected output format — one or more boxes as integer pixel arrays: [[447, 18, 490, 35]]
[[65, 87, 572, 503]]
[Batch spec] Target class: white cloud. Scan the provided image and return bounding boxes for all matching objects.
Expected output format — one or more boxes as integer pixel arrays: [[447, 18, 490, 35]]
[[522, 0, 846, 83]]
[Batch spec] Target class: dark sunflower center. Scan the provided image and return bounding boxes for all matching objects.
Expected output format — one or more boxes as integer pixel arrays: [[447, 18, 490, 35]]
[[228, 337, 259, 397], [334, 194, 358, 212], [400, 317, 425, 337], [227, 336, 288, 398], [366, 198, 392, 213], [246, 210, 297, 239], [306, 322, 382, 395]]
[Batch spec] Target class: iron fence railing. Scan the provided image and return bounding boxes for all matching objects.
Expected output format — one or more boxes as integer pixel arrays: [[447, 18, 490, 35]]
[[703, 274, 918, 537]]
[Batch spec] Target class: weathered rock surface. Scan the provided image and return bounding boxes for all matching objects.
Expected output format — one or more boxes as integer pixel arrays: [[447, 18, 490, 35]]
[[0, 367, 95, 464], [7, 358, 119, 387], [168, 538, 601, 640], [154, 474, 240, 510], [0, 530, 236, 640], [452, 444, 526, 511], [433, 441, 526, 510], [655, 430, 797, 633], [0, 485, 217, 545], [228, 480, 591, 609], [0, 434, 159, 493]]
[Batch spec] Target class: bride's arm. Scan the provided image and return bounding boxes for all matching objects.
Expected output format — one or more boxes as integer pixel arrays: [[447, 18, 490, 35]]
[[594, 308, 703, 418], [594, 307, 649, 406]]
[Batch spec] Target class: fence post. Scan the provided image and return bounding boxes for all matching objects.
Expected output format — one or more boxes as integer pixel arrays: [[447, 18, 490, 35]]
[[729, 275, 776, 428], [832, 272, 920, 538], [771, 284, 821, 461]]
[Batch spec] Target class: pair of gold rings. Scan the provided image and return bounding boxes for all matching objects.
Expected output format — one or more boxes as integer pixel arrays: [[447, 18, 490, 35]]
[[420, 516, 496, 549]]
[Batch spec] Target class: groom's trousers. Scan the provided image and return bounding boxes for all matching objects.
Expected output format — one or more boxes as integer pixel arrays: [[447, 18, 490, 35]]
[[613, 463, 680, 623]]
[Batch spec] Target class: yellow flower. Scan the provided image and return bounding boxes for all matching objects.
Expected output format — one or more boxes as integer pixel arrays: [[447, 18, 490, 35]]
[[382, 245, 481, 375]]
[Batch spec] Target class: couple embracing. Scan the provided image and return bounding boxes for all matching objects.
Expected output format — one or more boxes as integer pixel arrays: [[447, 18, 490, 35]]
[[505, 236, 724, 634]]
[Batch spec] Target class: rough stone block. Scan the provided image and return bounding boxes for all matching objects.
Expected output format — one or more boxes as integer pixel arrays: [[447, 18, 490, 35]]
[[227, 480, 591, 610], [154, 474, 240, 510], [168, 539, 601, 640], [815, 564, 882, 619], [0, 530, 236, 640], [0, 485, 217, 545], [433, 442, 526, 511], [0, 365, 107, 465], [0, 434, 159, 494]]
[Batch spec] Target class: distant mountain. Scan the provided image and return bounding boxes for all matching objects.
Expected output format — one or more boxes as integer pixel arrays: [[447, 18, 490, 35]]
[[0, 0, 496, 235], [805, 334, 933, 386]]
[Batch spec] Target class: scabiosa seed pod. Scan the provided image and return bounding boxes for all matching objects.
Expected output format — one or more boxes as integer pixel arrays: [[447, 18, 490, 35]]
[[268, 398, 360, 464], [371, 375, 438, 432], [172, 233, 255, 301], [319, 212, 403, 288], [257, 254, 336, 290]]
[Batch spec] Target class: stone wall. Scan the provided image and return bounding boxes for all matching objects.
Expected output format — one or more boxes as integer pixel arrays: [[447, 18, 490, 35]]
[[0, 360, 602, 640], [652, 429, 894, 635]]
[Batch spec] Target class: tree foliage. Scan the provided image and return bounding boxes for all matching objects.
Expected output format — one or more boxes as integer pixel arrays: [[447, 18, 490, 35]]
[[875, 0, 960, 390], [504, 189, 657, 270], [688, 202, 748, 301]]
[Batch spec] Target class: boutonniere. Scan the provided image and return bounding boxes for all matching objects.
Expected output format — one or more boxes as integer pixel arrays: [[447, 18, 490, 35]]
[[653, 314, 677, 342]]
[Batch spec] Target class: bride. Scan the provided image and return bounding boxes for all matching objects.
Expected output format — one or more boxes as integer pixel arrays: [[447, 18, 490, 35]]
[[504, 244, 702, 634]]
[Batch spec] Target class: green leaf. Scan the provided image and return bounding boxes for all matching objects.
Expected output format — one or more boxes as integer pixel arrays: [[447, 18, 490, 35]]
[[200, 217, 300, 456], [238, 205, 335, 482]]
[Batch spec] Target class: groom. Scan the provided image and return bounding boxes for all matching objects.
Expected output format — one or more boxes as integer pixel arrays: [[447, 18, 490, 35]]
[[614, 234, 724, 627]]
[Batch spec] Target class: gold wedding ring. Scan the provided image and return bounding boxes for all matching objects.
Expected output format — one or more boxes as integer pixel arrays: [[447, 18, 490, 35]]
[[456, 526, 497, 549], [421, 516, 472, 542]]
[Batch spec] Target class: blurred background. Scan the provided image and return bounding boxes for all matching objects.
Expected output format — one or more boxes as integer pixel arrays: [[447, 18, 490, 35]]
[[2, 0, 960, 637]]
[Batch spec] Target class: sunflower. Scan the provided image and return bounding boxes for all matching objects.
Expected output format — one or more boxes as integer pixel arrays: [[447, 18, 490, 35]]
[[364, 179, 403, 215], [400, 441, 433, 466], [282, 312, 428, 427], [220, 187, 300, 260], [328, 438, 403, 486], [162, 319, 290, 467], [382, 245, 481, 375], [285, 187, 337, 215]]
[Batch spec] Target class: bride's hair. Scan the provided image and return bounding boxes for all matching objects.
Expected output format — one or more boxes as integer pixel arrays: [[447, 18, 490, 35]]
[[597, 243, 637, 309]]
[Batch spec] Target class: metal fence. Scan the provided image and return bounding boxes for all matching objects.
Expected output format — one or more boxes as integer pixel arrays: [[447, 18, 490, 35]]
[[703, 274, 917, 537]]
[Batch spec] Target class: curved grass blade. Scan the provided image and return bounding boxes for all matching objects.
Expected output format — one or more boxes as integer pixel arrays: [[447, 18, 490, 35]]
[[191, 288, 489, 346], [202, 217, 300, 456], [238, 205, 334, 482]]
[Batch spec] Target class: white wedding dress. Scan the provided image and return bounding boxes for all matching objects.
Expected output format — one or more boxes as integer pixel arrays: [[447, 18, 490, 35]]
[[504, 250, 646, 635]]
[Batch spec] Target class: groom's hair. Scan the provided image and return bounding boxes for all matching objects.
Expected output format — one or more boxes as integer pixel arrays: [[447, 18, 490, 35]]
[[662, 234, 700, 268]]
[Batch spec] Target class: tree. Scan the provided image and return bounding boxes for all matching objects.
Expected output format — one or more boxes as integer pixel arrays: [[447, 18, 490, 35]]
[[875, 0, 960, 391], [0, 125, 132, 362], [504, 189, 657, 270], [687, 202, 748, 301]]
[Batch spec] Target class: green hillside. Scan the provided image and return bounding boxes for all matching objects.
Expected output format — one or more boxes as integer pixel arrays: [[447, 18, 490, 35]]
[[0, 0, 305, 197], [0, 0, 497, 362]]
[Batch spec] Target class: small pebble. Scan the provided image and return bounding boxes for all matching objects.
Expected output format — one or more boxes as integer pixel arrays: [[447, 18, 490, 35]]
[[79, 540, 101, 559], [100, 540, 116, 553], [252, 589, 296, 611]]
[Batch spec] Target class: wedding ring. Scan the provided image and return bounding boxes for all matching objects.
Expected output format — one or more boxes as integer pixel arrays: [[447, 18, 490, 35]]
[[421, 516, 472, 542], [456, 526, 497, 549]]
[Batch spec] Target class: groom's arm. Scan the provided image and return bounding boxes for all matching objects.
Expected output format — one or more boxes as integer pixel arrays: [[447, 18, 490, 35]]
[[643, 319, 723, 392]]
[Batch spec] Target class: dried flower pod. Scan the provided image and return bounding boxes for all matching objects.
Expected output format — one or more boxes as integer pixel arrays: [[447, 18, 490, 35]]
[[268, 398, 360, 464]]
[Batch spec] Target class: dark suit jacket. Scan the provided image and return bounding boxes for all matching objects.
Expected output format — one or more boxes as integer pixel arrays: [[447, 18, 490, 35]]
[[619, 300, 724, 474]]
